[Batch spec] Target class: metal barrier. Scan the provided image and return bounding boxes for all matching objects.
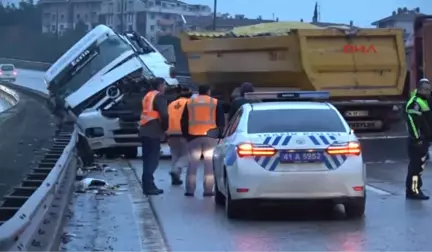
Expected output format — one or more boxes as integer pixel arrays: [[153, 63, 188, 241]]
[[0, 124, 78, 251], [0, 84, 19, 108]]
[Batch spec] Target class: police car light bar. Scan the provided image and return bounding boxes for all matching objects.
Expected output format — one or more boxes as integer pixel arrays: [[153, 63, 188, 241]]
[[244, 91, 330, 101]]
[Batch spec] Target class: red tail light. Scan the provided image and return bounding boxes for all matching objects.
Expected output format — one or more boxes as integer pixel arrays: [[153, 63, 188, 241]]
[[236, 143, 276, 157], [326, 142, 361, 155]]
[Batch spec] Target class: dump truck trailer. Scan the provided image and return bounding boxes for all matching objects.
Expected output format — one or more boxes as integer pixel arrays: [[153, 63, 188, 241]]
[[180, 22, 408, 135], [410, 16, 432, 91]]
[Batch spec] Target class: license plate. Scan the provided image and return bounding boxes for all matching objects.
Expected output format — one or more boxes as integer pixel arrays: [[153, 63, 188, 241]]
[[344, 110, 369, 117], [279, 151, 324, 163], [349, 121, 382, 130]]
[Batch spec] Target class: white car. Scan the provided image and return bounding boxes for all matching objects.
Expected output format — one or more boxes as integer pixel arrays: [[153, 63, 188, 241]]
[[210, 91, 366, 219], [0, 64, 17, 82]]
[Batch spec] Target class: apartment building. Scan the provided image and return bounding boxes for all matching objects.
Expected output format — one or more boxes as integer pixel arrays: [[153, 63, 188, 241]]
[[40, 0, 211, 42], [371, 7, 424, 41], [183, 14, 274, 32]]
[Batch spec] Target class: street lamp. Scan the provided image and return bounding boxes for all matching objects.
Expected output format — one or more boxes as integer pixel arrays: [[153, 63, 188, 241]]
[[212, 0, 217, 31]]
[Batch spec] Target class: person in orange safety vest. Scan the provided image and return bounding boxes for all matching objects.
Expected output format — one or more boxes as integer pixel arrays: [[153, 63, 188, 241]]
[[139, 78, 168, 195], [180, 85, 225, 197], [166, 86, 192, 185]]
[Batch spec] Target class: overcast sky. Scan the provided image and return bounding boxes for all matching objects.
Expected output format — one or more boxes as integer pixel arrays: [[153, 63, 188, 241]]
[[186, 0, 432, 27]]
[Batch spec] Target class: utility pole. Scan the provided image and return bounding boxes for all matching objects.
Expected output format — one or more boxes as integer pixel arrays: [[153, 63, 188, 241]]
[[120, 0, 124, 32], [55, 8, 59, 39], [212, 0, 217, 31]]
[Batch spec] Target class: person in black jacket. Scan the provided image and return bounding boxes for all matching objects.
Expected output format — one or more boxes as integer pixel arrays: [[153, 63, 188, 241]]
[[405, 79, 432, 200], [228, 82, 257, 121]]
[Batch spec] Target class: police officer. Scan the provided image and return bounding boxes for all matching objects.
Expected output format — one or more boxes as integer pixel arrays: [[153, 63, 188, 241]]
[[139, 78, 168, 195], [406, 78, 432, 200], [181, 85, 225, 197], [166, 86, 192, 185]]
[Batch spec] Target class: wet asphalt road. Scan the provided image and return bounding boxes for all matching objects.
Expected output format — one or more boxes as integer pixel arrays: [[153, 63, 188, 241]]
[[128, 138, 432, 251]]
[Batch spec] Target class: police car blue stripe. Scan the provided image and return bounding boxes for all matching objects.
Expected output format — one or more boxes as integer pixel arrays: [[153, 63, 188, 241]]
[[309, 136, 320, 145], [263, 137, 271, 145], [281, 136, 292, 146], [331, 155, 341, 167], [272, 136, 282, 145], [323, 154, 333, 170], [329, 135, 336, 140], [269, 157, 280, 171], [261, 156, 272, 168], [320, 135, 330, 145]]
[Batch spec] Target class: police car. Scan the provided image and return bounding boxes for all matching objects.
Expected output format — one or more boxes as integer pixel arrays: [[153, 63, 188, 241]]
[[208, 91, 365, 219]]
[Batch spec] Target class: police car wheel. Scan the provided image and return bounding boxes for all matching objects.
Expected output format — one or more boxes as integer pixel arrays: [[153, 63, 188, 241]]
[[344, 198, 366, 219], [214, 179, 225, 206], [224, 177, 242, 219]]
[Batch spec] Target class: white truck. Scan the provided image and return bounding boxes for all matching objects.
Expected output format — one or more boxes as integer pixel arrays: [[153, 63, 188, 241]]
[[45, 25, 178, 158]]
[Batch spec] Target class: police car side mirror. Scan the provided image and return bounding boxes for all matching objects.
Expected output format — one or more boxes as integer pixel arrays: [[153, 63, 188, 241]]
[[206, 128, 221, 139]]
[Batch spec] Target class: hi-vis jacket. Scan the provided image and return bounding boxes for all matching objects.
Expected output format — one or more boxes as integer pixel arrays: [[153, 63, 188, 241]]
[[180, 95, 226, 139], [140, 90, 160, 125], [166, 97, 188, 135], [406, 92, 432, 140]]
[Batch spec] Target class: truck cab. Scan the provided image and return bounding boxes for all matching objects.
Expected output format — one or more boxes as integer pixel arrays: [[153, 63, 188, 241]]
[[45, 25, 155, 158]]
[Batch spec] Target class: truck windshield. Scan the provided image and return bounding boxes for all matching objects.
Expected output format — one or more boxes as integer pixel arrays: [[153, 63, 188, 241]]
[[48, 35, 132, 99], [248, 109, 346, 133]]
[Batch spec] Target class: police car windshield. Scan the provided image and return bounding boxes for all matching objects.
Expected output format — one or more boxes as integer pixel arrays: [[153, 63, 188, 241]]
[[248, 109, 346, 133], [48, 35, 131, 99]]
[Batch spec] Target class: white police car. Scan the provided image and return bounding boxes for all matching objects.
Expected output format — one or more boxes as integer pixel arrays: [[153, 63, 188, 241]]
[[208, 91, 365, 219]]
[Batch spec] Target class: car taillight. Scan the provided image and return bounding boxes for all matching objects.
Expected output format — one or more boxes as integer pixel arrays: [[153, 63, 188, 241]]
[[326, 142, 361, 155], [236, 143, 276, 157]]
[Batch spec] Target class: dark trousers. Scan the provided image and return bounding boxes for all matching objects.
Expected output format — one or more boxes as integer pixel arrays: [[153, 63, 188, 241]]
[[406, 139, 429, 194], [141, 136, 161, 190]]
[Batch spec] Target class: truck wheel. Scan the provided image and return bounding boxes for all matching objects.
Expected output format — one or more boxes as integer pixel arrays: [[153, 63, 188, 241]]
[[104, 148, 120, 159], [122, 147, 138, 159]]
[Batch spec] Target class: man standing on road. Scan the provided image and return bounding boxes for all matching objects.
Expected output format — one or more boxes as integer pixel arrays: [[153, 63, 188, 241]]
[[166, 86, 192, 185], [181, 85, 225, 197], [139, 78, 168, 195], [228, 82, 256, 121], [405, 78, 432, 200]]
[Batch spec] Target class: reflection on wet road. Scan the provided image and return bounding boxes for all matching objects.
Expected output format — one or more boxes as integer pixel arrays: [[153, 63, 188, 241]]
[[129, 144, 432, 251]]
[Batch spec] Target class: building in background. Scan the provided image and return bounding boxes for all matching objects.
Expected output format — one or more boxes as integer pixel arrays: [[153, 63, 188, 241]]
[[371, 7, 424, 41], [40, 0, 211, 42], [183, 14, 274, 32]]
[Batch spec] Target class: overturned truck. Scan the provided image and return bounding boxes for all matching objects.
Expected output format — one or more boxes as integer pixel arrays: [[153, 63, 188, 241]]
[[45, 25, 179, 158]]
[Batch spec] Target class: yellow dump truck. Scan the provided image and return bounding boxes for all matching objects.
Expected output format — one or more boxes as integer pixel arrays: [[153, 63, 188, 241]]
[[179, 22, 408, 133]]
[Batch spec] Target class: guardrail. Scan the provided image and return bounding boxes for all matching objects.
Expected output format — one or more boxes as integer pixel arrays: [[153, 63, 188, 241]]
[[0, 58, 52, 72], [0, 124, 77, 251], [0, 85, 19, 108]]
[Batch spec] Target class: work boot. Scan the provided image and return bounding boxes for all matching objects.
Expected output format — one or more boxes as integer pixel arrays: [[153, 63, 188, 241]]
[[184, 192, 194, 197], [406, 191, 430, 200], [143, 188, 163, 195], [169, 171, 183, 186]]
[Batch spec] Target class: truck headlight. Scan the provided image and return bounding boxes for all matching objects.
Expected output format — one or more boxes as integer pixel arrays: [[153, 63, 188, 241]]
[[85, 127, 104, 138]]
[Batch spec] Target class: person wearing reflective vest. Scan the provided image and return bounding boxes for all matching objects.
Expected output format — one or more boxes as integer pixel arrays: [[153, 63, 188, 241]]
[[181, 85, 225, 197], [405, 79, 432, 200], [139, 78, 168, 195], [166, 86, 192, 186]]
